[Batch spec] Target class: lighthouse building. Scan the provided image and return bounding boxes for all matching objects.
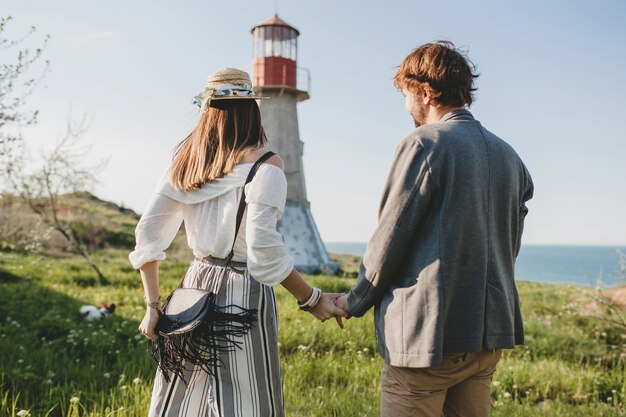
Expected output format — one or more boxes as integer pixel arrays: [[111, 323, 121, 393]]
[[251, 16, 337, 273]]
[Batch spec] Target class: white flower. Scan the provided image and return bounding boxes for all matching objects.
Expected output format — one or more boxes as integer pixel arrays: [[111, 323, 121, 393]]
[[133, 377, 141, 384], [492, 380, 502, 387], [17, 410, 30, 417], [503, 392, 512, 399], [70, 396, 80, 404], [120, 385, 128, 391], [103, 372, 111, 379]]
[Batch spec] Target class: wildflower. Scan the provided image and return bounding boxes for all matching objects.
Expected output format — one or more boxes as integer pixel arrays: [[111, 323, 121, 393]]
[[70, 396, 80, 404], [103, 372, 111, 379], [17, 410, 30, 417], [121, 385, 128, 391], [503, 392, 511, 399], [133, 377, 141, 384], [492, 381, 502, 387]]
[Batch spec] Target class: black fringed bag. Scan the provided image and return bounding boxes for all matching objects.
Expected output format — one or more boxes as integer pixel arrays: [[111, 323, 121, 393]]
[[150, 151, 276, 385]]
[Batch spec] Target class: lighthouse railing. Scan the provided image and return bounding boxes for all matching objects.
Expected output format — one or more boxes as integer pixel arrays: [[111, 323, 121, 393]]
[[296, 66, 311, 95]]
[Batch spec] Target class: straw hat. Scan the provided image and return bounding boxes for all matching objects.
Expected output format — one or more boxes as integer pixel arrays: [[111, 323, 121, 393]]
[[193, 67, 267, 110]]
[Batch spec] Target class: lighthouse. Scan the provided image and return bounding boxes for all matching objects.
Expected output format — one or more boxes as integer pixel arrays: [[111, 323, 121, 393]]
[[251, 15, 337, 274]]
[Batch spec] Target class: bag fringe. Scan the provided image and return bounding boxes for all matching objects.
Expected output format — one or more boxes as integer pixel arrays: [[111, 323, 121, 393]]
[[149, 295, 257, 386]]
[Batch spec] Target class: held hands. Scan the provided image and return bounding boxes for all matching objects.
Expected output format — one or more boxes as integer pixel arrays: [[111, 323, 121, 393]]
[[308, 292, 349, 329]]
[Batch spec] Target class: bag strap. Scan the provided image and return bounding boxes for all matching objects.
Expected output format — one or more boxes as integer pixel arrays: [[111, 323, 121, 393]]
[[225, 150, 276, 265]]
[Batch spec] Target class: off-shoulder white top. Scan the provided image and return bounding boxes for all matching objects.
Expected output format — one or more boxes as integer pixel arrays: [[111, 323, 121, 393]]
[[128, 163, 294, 286]]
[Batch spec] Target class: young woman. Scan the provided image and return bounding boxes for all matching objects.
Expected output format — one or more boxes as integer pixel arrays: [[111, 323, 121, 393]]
[[129, 68, 346, 417]]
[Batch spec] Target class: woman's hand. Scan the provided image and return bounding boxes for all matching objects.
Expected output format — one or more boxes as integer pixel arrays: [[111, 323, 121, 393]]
[[138, 307, 160, 340], [309, 293, 349, 329]]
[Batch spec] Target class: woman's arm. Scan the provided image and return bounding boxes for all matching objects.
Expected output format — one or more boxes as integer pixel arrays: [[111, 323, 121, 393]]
[[280, 267, 348, 328], [137, 260, 161, 340]]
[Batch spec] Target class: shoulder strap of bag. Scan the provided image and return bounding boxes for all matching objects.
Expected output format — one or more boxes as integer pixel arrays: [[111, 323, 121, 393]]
[[225, 150, 276, 265]]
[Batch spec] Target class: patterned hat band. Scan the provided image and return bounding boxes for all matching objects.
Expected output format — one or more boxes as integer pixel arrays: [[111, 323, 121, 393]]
[[193, 83, 264, 110]]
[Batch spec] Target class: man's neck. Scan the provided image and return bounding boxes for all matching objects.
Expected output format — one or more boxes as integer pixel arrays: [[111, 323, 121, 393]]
[[425, 105, 466, 124]]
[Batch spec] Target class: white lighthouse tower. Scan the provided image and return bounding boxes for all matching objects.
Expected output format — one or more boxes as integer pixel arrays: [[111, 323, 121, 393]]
[[251, 15, 337, 273]]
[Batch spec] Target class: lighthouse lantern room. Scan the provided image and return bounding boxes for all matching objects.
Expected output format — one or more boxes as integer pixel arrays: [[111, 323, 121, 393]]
[[252, 15, 307, 95]]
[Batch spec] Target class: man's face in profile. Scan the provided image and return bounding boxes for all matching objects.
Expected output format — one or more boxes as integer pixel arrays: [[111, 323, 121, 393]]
[[403, 88, 427, 127]]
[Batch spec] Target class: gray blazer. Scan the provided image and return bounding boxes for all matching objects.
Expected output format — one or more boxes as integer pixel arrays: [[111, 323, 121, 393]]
[[347, 109, 534, 368]]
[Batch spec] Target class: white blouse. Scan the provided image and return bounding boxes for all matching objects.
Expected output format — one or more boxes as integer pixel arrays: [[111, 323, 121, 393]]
[[128, 163, 294, 287]]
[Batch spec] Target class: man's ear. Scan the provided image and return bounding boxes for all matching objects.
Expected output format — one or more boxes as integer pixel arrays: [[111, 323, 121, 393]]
[[422, 84, 434, 106]]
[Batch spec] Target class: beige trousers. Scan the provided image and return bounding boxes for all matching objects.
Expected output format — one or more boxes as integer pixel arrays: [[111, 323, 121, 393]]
[[380, 349, 502, 417]]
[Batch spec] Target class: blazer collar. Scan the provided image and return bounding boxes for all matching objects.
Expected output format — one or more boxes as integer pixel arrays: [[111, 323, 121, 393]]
[[439, 108, 475, 123]]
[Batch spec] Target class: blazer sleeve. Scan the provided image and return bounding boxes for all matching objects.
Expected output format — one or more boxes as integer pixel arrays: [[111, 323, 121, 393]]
[[515, 162, 534, 258], [348, 138, 433, 317]]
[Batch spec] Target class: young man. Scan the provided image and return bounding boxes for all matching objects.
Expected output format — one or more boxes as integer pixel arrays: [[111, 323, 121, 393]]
[[335, 41, 534, 417]]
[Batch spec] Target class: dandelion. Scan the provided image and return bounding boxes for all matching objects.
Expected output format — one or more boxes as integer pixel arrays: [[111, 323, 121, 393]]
[[70, 396, 80, 404], [133, 377, 142, 384], [103, 372, 111, 379], [503, 392, 511, 399], [17, 410, 30, 417], [121, 385, 128, 391], [492, 381, 502, 387], [607, 397, 612, 401]]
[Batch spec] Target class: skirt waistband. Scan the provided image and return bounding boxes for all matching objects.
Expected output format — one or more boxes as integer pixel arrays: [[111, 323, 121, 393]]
[[195, 255, 247, 269]]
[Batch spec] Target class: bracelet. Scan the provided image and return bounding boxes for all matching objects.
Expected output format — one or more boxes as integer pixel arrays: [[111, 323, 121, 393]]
[[298, 287, 322, 311], [143, 295, 161, 310]]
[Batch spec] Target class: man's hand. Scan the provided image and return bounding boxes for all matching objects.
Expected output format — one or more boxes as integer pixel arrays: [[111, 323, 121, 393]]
[[333, 294, 351, 319], [309, 293, 348, 329]]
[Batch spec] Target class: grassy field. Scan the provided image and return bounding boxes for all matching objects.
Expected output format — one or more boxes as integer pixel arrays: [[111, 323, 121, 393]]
[[0, 249, 624, 417]]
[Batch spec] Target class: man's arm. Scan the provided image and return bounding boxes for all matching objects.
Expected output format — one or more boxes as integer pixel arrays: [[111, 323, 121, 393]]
[[515, 163, 534, 258], [346, 138, 433, 317]]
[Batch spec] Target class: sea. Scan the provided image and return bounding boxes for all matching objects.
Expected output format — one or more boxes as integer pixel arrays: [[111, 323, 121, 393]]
[[324, 243, 626, 288]]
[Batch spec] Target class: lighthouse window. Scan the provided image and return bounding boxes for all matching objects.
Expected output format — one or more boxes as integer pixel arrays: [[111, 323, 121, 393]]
[[290, 37, 297, 60], [255, 27, 265, 57], [264, 26, 273, 57], [273, 28, 282, 57], [281, 27, 291, 60]]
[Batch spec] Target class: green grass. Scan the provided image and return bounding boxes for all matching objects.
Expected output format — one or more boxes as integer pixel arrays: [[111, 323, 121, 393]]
[[0, 250, 624, 416]]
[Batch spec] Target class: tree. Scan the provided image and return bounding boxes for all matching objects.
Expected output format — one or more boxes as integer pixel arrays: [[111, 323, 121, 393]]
[[0, 16, 110, 285], [0, 16, 49, 166]]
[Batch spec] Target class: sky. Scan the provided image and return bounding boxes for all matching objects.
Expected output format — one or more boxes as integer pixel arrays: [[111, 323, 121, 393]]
[[3, 0, 626, 246]]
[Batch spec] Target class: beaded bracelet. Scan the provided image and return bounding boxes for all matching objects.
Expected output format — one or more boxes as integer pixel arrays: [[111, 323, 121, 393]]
[[298, 287, 322, 311]]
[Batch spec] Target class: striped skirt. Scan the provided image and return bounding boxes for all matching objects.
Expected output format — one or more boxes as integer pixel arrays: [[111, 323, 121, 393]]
[[148, 257, 284, 417]]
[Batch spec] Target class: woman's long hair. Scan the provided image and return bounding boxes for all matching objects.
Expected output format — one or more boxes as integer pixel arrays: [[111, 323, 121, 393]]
[[170, 100, 267, 191]]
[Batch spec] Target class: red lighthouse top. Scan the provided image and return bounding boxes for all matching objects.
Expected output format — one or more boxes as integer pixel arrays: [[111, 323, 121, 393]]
[[251, 15, 305, 93]]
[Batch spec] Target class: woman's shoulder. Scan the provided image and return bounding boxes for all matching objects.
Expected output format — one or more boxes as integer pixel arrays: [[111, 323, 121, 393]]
[[239, 149, 284, 171]]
